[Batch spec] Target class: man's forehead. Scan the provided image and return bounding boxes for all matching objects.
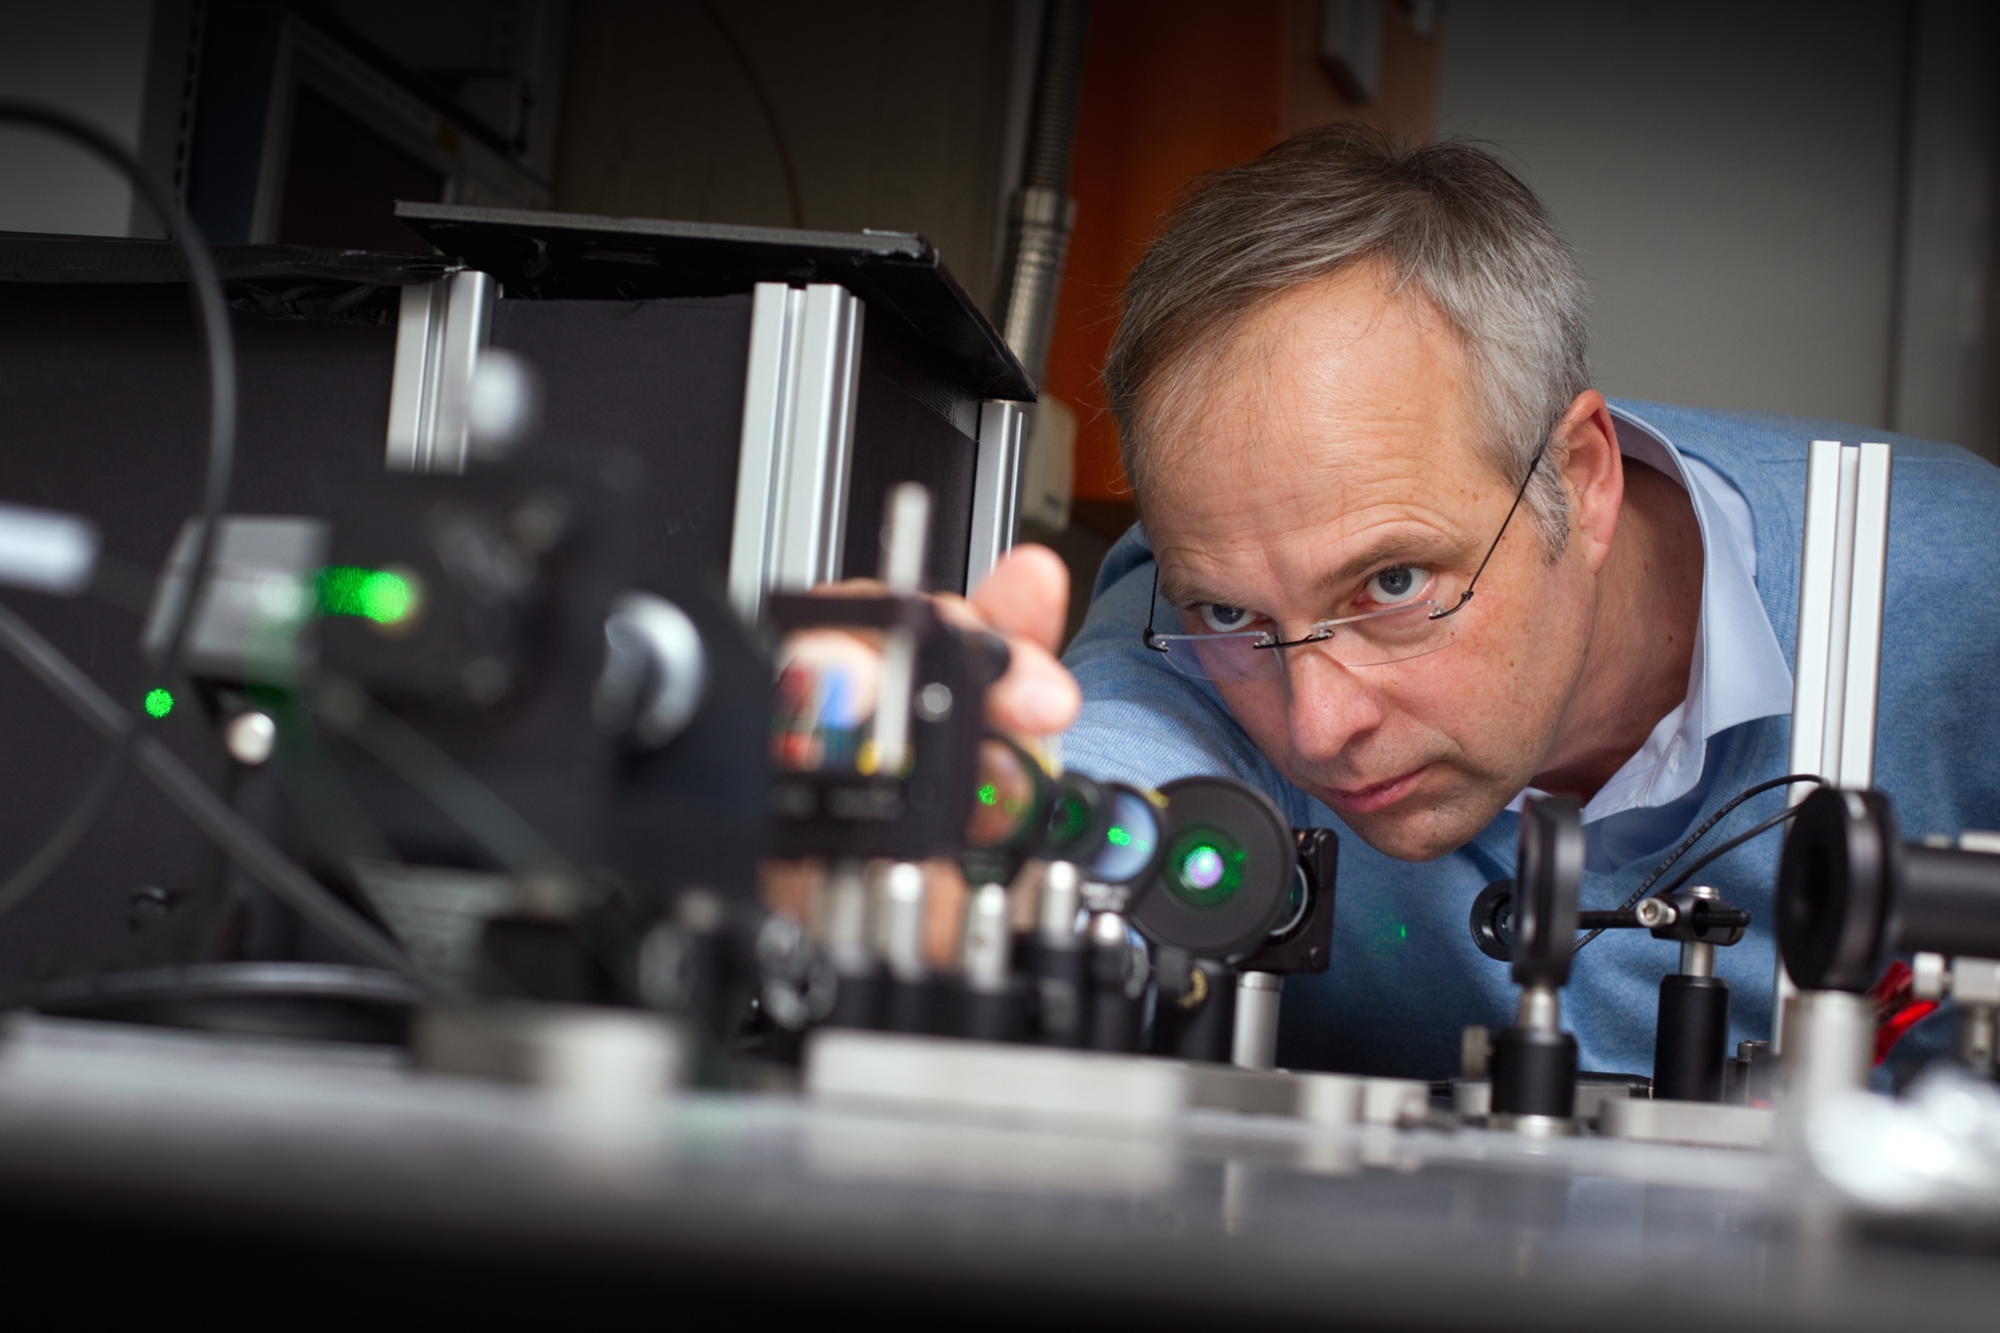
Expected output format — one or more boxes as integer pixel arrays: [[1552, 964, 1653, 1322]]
[[1140, 375, 1494, 540], [1139, 271, 1489, 495], [1153, 501, 1468, 606]]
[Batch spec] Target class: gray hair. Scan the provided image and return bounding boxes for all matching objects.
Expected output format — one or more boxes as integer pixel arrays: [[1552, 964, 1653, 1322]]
[[1104, 123, 1590, 555]]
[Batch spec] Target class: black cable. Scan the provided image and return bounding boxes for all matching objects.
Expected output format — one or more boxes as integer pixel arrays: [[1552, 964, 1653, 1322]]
[[0, 747, 131, 920], [0, 99, 237, 921], [1654, 803, 1806, 900], [311, 677, 571, 877], [1572, 772, 1824, 953], [694, 1, 806, 229]]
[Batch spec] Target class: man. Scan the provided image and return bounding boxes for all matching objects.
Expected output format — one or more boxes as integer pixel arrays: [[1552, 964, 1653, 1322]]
[[957, 124, 2000, 1079]]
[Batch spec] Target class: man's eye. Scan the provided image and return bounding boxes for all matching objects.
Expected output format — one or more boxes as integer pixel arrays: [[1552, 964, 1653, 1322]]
[[1198, 604, 1254, 632], [1365, 566, 1429, 604]]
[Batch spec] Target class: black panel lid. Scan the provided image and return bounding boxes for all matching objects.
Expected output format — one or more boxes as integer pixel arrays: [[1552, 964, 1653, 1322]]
[[0, 230, 452, 322], [395, 202, 1035, 404], [0, 230, 452, 288]]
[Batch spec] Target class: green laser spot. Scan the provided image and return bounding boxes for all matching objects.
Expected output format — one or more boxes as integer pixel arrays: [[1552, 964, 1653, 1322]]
[[1181, 844, 1226, 890], [143, 687, 174, 719], [1398, 923, 1408, 941], [976, 783, 998, 806], [1106, 826, 1132, 847]]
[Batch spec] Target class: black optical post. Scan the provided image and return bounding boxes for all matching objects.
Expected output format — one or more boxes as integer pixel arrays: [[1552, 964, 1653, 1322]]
[[1643, 887, 1749, 1101], [1029, 776, 1165, 1053], [1490, 797, 1583, 1126]]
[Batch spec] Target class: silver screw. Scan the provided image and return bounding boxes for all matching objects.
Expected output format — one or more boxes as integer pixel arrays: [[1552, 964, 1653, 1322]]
[[225, 711, 277, 766], [1634, 898, 1677, 928], [914, 682, 953, 721]]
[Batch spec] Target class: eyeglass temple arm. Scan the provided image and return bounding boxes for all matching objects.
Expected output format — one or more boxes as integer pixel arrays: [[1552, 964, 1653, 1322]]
[[1429, 437, 1552, 621], [1142, 564, 1169, 649]]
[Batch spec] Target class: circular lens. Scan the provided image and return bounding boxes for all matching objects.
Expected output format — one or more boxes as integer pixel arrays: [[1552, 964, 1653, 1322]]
[[966, 737, 1041, 850], [1047, 789, 1090, 849], [1089, 788, 1161, 883], [1165, 826, 1244, 906], [1268, 864, 1310, 939]]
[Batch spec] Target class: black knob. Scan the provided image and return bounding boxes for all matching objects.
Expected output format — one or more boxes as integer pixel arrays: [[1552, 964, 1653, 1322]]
[[1776, 787, 1896, 993], [1512, 798, 1582, 990]]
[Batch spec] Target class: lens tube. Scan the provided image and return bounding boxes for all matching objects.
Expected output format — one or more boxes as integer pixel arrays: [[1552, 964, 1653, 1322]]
[[966, 736, 1046, 852], [1132, 776, 1293, 959], [1047, 786, 1093, 851]]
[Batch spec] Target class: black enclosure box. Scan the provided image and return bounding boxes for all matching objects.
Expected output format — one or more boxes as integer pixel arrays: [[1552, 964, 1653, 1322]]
[[0, 215, 1029, 985]]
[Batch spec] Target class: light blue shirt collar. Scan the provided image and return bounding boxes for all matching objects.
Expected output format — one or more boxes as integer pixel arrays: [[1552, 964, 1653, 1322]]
[[1511, 405, 1794, 850]]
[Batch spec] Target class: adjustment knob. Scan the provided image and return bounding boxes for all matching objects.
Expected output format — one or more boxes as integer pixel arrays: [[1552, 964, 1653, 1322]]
[[593, 592, 707, 747]]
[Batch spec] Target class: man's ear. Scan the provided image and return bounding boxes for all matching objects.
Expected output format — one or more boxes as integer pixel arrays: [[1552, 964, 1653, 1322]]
[[1552, 390, 1623, 571]]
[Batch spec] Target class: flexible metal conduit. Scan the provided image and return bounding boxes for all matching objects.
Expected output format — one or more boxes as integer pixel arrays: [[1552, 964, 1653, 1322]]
[[998, 0, 1091, 389]]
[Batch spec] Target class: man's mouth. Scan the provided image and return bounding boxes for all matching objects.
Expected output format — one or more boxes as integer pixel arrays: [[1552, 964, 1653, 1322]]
[[1321, 767, 1426, 815]]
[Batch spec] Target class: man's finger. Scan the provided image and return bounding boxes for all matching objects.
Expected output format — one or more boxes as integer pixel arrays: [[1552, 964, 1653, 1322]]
[[970, 544, 1069, 654], [985, 633, 1081, 736]]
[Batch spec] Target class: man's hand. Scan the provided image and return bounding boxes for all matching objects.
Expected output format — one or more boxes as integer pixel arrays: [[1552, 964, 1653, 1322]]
[[935, 544, 1080, 737], [787, 544, 1080, 741]]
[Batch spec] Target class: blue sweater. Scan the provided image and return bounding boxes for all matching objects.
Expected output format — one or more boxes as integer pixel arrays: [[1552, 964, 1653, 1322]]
[[1059, 401, 2000, 1079]]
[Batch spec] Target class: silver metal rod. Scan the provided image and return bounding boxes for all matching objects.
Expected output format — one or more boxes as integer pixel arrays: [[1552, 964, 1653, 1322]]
[[726, 283, 801, 621], [1957, 1004, 1998, 1068], [1516, 984, 1560, 1033], [1037, 859, 1082, 945], [871, 484, 930, 774], [878, 861, 928, 984], [728, 283, 865, 620], [819, 859, 873, 978], [1778, 989, 1873, 1133], [879, 482, 931, 593], [1775, 440, 1893, 1051], [1839, 442, 1893, 787], [1232, 970, 1283, 1070], [966, 401, 1027, 592], [773, 284, 863, 592], [1087, 908, 1128, 950], [961, 882, 1012, 992], [1681, 940, 1717, 979]]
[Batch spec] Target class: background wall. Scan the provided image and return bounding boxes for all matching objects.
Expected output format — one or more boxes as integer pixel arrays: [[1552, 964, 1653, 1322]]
[[1437, 0, 1999, 459], [0, 2, 162, 236], [553, 0, 1026, 318]]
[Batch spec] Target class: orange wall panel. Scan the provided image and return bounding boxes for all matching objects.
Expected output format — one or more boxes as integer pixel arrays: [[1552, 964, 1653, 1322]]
[[1048, 0, 1438, 502]]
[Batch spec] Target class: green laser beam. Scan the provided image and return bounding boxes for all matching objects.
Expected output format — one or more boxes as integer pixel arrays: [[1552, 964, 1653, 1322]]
[[318, 567, 415, 626]]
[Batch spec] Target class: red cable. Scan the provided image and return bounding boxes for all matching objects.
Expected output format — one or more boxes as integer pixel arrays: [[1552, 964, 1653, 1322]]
[[1869, 959, 1941, 1066]]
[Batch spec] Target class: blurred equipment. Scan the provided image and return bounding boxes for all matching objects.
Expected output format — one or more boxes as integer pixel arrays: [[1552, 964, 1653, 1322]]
[[1779, 787, 2000, 1077], [996, 0, 1090, 388], [1319, 0, 1383, 104]]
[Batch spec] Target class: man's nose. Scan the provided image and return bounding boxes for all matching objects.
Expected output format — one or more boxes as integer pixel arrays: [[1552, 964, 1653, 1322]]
[[1284, 648, 1386, 762]]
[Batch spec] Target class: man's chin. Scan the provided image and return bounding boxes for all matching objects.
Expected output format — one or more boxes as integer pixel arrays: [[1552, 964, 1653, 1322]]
[[1323, 792, 1496, 863]]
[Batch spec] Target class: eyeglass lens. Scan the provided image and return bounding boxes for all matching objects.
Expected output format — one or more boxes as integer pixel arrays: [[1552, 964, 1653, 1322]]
[[1151, 601, 1457, 681]]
